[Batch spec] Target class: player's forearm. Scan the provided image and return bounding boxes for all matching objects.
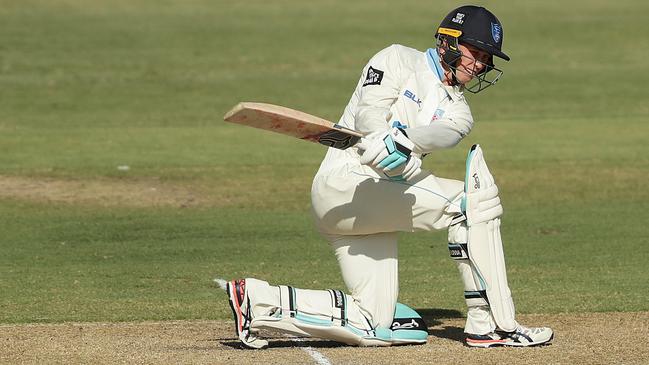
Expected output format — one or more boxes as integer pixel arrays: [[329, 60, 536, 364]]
[[406, 120, 471, 154], [354, 80, 401, 134]]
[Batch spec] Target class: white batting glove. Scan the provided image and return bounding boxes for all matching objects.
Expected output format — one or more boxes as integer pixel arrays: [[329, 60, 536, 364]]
[[357, 127, 422, 181], [390, 153, 422, 181]]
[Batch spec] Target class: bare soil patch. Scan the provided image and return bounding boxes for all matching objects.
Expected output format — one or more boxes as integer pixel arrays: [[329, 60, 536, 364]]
[[2, 312, 647, 364], [0, 173, 310, 209], [0, 175, 204, 208]]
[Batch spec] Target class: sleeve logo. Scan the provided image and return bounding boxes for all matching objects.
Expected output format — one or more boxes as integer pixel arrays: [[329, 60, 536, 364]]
[[362, 66, 384, 86]]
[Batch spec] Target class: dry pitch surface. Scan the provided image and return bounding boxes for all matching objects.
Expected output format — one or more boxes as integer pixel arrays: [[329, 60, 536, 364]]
[[3, 312, 648, 365]]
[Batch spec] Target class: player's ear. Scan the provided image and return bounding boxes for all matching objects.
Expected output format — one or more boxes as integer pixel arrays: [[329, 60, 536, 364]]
[[438, 38, 451, 57], [438, 46, 446, 56]]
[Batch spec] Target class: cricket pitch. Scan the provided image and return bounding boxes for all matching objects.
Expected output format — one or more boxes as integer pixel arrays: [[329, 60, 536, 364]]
[[3, 312, 648, 364]]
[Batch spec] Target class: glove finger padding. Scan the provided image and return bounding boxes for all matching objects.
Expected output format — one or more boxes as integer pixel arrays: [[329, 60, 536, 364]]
[[401, 155, 422, 181], [371, 148, 390, 167], [379, 152, 407, 171], [359, 136, 388, 165], [381, 154, 422, 182], [359, 127, 414, 171]]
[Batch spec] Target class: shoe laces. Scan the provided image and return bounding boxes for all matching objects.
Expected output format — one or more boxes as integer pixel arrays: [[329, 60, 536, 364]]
[[516, 325, 545, 335]]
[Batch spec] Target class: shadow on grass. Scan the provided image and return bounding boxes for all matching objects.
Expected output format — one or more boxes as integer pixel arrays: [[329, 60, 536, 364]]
[[221, 339, 344, 349], [427, 326, 465, 344], [415, 308, 463, 326]]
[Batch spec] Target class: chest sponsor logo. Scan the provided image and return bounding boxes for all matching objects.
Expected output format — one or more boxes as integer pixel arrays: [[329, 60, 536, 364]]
[[431, 108, 445, 122], [363, 66, 384, 86], [404, 90, 421, 107]]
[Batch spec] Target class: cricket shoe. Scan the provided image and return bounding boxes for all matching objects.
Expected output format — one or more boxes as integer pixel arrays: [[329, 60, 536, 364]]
[[226, 279, 268, 349], [466, 325, 554, 348]]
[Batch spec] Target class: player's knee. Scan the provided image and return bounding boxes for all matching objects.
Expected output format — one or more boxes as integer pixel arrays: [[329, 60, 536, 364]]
[[463, 144, 503, 225], [356, 303, 428, 346]]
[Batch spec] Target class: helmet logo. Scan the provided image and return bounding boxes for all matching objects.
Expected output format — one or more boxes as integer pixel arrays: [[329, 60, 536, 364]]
[[451, 13, 465, 24], [491, 22, 502, 43]]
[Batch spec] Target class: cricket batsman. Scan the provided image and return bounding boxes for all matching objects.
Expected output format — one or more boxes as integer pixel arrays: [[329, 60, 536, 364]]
[[224, 5, 554, 348]]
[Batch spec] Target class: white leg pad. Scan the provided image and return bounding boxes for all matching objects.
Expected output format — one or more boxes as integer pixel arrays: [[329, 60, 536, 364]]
[[249, 282, 425, 346], [463, 145, 517, 332], [448, 218, 496, 335], [250, 285, 388, 346]]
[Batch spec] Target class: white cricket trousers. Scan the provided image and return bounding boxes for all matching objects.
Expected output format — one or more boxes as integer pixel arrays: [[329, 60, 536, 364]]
[[310, 162, 464, 327], [246, 162, 464, 338]]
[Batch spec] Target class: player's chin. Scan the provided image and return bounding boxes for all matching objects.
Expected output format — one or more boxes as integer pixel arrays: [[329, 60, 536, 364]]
[[456, 71, 475, 85]]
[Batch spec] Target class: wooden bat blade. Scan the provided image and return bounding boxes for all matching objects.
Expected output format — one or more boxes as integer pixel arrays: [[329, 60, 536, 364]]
[[223, 102, 362, 150]]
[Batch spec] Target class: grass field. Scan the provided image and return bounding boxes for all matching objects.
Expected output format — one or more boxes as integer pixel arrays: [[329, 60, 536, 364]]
[[1, 0, 649, 362]]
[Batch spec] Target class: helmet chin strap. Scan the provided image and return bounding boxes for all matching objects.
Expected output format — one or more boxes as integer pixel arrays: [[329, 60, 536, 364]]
[[437, 35, 463, 87], [449, 69, 460, 87]]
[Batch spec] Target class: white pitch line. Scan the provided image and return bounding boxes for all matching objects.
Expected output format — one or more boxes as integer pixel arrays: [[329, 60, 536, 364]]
[[215, 278, 333, 364], [290, 336, 333, 365]]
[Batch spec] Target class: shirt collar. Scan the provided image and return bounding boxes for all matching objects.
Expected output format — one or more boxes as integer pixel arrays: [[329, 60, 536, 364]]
[[426, 48, 444, 81], [426, 47, 464, 101]]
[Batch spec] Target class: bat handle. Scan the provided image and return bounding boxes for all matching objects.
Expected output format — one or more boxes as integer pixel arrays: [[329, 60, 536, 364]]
[[356, 138, 370, 152]]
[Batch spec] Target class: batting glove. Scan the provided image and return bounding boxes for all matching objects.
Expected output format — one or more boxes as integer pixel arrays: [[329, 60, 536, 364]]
[[358, 127, 422, 181]]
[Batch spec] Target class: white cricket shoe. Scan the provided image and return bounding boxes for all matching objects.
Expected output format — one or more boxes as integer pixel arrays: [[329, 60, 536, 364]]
[[226, 279, 268, 349], [466, 324, 554, 348]]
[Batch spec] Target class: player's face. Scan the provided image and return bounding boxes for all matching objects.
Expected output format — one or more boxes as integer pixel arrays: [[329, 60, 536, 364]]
[[454, 43, 492, 85]]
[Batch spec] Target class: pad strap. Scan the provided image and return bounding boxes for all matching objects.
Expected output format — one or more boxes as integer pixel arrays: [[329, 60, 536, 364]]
[[448, 243, 469, 260], [450, 213, 467, 226], [464, 290, 489, 307], [448, 214, 469, 260], [279, 285, 296, 318], [328, 289, 347, 326]]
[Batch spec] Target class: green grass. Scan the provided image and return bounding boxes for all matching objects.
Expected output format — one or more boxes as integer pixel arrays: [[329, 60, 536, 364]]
[[1, 0, 648, 323]]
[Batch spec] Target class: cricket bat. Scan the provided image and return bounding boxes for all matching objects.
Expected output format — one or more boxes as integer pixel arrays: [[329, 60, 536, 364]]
[[223, 102, 363, 150]]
